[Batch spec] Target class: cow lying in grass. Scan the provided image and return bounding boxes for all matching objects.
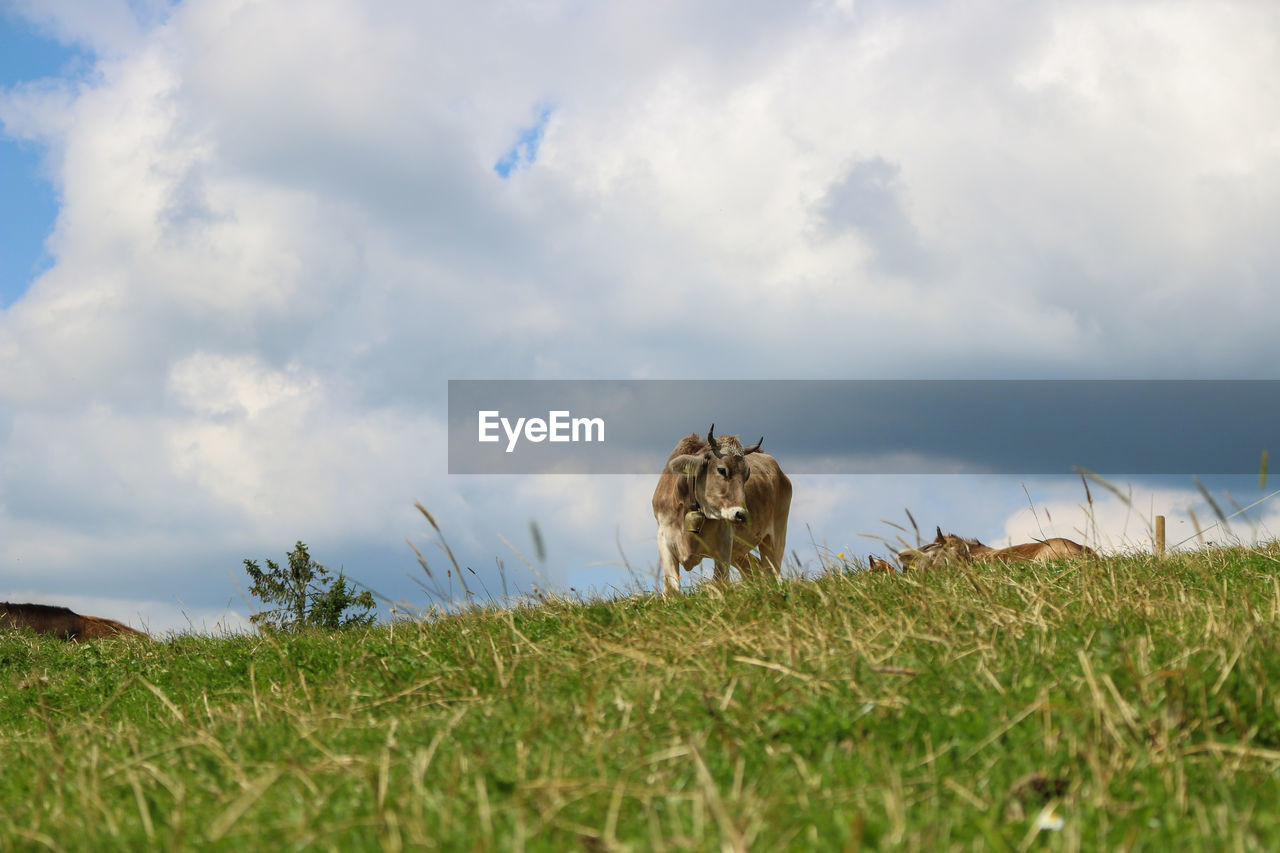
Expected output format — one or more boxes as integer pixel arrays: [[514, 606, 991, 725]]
[[898, 527, 1095, 571], [1, 602, 149, 641], [866, 555, 898, 573]]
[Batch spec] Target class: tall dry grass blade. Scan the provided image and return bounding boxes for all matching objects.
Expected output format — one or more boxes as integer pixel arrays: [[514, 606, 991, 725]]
[[1188, 508, 1205, 547], [1223, 490, 1257, 539], [405, 538, 434, 580], [498, 533, 556, 597], [1262, 450, 1270, 490], [612, 530, 652, 594], [1194, 477, 1231, 535], [529, 521, 546, 563], [499, 534, 536, 573], [614, 528, 634, 574], [407, 504, 479, 609], [207, 768, 284, 842], [463, 564, 491, 603], [890, 533, 917, 553], [1074, 468, 1132, 507], [418, 504, 470, 599], [1021, 483, 1049, 541], [959, 565, 995, 605], [1077, 466, 1144, 541], [689, 743, 747, 853], [805, 524, 833, 572], [904, 508, 921, 545], [414, 501, 441, 534], [496, 557, 509, 600], [1168, 486, 1280, 551], [1079, 471, 1098, 549]]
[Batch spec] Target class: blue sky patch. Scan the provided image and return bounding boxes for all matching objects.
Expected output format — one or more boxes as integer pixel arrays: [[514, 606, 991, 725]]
[[0, 143, 57, 307], [494, 105, 553, 179], [0, 11, 89, 307]]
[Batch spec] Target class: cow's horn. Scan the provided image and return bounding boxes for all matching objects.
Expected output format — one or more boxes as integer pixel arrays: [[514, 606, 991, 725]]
[[743, 436, 764, 454], [707, 424, 726, 458]]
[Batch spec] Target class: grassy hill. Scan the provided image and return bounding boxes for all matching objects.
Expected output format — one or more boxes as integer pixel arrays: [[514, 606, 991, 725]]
[[4, 547, 1280, 850]]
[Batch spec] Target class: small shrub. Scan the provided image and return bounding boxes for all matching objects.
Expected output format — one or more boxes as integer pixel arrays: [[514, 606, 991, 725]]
[[243, 541, 377, 630]]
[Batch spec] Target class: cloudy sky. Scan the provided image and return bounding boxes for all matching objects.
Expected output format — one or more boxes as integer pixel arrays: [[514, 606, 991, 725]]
[[3, 0, 1279, 634]]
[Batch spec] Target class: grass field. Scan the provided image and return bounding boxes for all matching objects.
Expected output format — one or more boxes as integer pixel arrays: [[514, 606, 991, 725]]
[[4, 546, 1280, 851]]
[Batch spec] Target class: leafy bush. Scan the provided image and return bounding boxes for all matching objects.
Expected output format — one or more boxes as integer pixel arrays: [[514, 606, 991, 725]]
[[243, 541, 376, 630]]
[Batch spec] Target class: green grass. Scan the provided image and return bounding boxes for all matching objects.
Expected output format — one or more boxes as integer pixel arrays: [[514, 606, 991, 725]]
[[5, 546, 1280, 850]]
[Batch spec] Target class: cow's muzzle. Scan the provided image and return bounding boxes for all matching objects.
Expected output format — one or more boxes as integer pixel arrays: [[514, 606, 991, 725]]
[[723, 507, 749, 524]]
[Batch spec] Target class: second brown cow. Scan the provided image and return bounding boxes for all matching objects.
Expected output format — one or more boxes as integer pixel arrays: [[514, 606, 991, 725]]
[[898, 527, 1094, 571], [1, 602, 149, 641]]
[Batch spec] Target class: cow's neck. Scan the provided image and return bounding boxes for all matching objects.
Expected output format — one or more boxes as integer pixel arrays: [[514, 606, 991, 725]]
[[686, 470, 702, 512]]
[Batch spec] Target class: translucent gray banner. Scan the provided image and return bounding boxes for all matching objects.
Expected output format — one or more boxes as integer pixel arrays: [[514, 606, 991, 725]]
[[447, 380, 1278, 475]]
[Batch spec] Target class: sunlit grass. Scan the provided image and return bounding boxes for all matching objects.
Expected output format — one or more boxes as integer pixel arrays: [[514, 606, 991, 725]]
[[4, 545, 1280, 849]]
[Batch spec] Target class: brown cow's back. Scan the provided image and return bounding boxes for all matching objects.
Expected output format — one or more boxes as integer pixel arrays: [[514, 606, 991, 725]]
[[899, 529, 1094, 571], [80, 615, 150, 640], [978, 538, 1096, 564], [1, 602, 148, 641], [1, 602, 83, 638]]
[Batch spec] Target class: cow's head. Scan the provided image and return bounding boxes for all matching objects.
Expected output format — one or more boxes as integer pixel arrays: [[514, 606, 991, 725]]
[[667, 424, 763, 524], [897, 526, 980, 570]]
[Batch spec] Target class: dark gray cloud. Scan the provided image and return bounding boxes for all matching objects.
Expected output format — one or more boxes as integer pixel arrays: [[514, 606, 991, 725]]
[[449, 380, 1280, 475], [818, 157, 933, 278]]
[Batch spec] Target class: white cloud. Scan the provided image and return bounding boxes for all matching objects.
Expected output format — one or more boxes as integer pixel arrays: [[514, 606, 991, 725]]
[[2, 0, 1279, 623], [168, 352, 314, 417], [999, 480, 1280, 555], [2, 0, 166, 56]]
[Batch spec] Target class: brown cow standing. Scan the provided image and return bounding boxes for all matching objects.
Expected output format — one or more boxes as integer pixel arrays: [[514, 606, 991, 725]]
[[652, 425, 792, 595], [1, 602, 149, 641], [898, 527, 1094, 571]]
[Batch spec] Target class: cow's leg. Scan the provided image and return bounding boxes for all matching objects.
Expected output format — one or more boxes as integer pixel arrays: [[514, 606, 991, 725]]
[[760, 526, 788, 580], [730, 529, 765, 580], [766, 500, 790, 579], [735, 548, 764, 580], [744, 539, 776, 580], [711, 526, 733, 587], [657, 527, 682, 595]]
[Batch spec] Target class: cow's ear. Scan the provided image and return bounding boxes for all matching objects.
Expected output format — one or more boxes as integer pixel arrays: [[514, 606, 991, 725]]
[[668, 454, 707, 476]]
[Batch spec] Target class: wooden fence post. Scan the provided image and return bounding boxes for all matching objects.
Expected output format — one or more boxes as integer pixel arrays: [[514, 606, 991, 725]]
[[1155, 515, 1166, 557]]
